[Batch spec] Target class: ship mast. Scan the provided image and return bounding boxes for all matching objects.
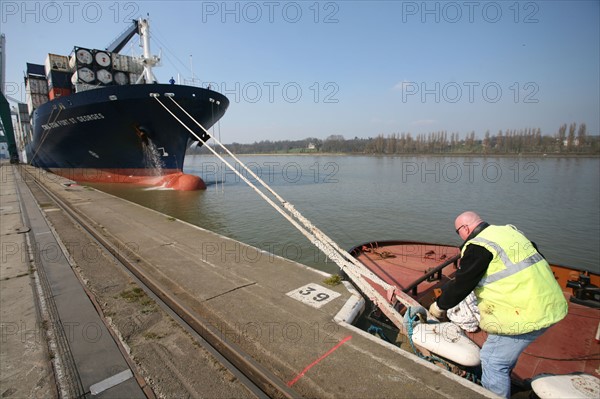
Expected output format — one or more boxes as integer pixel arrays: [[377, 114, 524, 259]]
[[137, 18, 159, 84]]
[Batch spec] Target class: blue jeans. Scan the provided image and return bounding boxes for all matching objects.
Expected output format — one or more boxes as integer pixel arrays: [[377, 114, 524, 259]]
[[480, 328, 548, 398]]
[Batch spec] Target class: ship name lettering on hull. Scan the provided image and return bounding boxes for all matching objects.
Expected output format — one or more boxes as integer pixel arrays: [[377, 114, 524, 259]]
[[41, 113, 105, 130]]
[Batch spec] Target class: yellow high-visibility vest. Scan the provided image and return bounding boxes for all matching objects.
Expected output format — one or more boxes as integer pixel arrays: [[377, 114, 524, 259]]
[[464, 225, 568, 335]]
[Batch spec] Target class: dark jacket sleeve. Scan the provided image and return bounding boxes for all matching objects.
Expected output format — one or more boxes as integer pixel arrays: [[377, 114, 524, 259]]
[[436, 244, 492, 310]]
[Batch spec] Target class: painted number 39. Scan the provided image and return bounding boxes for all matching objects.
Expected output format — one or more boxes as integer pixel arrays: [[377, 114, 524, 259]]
[[299, 286, 330, 302], [287, 283, 341, 308]]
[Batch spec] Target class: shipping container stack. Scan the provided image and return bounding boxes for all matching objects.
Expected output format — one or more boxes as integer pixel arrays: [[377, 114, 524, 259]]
[[112, 52, 145, 85], [25, 47, 146, 109], [70, 47, 97, 92], [69, 47, 145, 91], [15, 102, 33, 161], [93, 49, 113, 86], [45, 54, 73, 100], [22, 64, 47, 158], [25, 63, 49, 114], [111, 53, 130, 86]]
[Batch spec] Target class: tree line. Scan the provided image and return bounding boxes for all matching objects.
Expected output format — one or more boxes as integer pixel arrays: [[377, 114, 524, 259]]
[[191, 123, 598, 155]]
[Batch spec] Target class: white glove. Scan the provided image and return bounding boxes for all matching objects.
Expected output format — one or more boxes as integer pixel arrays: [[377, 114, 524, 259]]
[[429, 301, 446, 318]]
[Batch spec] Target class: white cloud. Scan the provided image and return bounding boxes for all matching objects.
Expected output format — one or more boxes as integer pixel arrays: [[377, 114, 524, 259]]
[[392, 80, 414, 91], [370, 117, 397, 125]]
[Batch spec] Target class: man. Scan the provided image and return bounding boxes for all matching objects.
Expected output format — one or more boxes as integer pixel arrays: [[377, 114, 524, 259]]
[[429, 211, 568, 398]]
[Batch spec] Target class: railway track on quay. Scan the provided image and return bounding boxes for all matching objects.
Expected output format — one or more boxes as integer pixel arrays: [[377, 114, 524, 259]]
[[18, 165, 299, 399]]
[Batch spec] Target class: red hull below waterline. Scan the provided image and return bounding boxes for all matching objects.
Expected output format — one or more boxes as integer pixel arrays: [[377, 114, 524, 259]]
[[41, 168, 206, 191]]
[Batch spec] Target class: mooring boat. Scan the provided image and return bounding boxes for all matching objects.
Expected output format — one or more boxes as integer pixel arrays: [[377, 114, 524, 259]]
[[20, 18, 228, 190], [350, 240, 600, 392]]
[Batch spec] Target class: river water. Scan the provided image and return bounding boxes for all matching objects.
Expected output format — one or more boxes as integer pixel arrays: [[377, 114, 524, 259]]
[[88, 155, 600, 274]]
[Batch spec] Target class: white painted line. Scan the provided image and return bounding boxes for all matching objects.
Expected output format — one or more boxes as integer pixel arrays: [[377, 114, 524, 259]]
[[286, 283, 341, 309], [90, 369, 133, 396]]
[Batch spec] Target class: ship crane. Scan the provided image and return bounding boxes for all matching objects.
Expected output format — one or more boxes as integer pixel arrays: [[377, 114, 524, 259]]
[[105, 20, 139, 53], [105, 18, 160, 84]]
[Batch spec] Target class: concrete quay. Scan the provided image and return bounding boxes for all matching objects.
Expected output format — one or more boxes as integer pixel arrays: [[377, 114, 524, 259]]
[[1, 162, 56, 398], [1, 161, 149, 398], [1, 162, 497, 398]]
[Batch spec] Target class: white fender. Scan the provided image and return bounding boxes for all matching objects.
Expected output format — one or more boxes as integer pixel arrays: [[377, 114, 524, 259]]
[[531, 374, 600, 399], [410, 322, 481, 367]]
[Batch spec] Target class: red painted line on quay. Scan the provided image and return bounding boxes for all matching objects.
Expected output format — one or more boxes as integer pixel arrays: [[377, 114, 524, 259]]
[[286, 335, 353, 387]]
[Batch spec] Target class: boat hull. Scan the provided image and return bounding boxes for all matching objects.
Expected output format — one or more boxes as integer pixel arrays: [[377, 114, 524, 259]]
[[27, 84, 228, 189], [351, 240, 600, 386]]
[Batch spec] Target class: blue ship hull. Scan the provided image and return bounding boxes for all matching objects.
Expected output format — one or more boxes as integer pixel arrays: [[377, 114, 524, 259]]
[[27, 84, 229, 181]]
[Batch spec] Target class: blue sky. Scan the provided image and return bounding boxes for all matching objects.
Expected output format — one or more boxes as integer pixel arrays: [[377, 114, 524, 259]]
[[2, 1, 599, 144]]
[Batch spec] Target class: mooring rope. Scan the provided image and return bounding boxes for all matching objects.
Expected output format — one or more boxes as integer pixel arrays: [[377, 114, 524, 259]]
[[164, 95, 399, 288], [150, 93, 486, 382], [30, 104, 65, 163], [151, 93, 426, 334]]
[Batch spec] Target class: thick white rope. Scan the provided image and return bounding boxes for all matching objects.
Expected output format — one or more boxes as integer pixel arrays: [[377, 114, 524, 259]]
[[31, 104, 65, 163], [152, 94, 419, 332], [165, 96, 389, 285]]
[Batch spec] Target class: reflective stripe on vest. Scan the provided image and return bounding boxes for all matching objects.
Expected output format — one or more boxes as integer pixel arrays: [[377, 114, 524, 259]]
[[472, 236, 544, 287]]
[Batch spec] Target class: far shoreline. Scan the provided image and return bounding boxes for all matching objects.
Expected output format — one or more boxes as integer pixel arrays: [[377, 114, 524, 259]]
[[190, 152, 600, 159]]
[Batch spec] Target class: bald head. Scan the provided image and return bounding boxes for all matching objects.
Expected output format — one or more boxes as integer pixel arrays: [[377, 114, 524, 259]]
[[454, 211, 484, 240]]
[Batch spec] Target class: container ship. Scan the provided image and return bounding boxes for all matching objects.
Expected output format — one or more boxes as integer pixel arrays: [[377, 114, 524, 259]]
[[18, 18, 229, 190]]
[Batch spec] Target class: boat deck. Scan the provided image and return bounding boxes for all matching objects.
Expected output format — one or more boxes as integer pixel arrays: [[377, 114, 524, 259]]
[[354, 242, 460, 304], [353, 241, 600, 385]]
